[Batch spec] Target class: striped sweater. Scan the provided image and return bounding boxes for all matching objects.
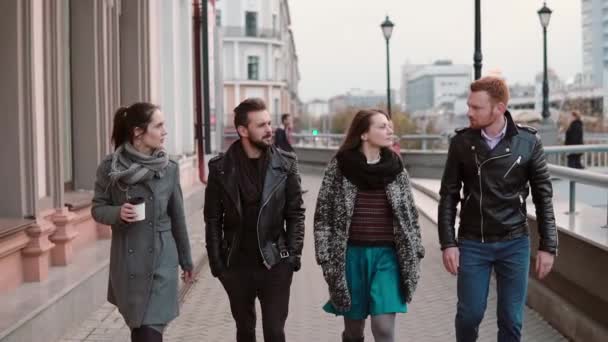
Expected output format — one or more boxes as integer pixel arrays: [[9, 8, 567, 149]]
[[348, 189, 394, 245]]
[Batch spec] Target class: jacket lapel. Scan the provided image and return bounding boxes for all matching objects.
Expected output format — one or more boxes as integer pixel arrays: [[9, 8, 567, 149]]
[[260, 149, 287, 205], [219, 153, 242, 217]]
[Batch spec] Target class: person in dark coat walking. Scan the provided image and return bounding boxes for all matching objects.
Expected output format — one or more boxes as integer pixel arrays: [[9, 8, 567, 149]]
[[274, 113, 295, 152], [92, 103, 194, 342], [565, 110, 584, 169], [205, 98, 305, 342]]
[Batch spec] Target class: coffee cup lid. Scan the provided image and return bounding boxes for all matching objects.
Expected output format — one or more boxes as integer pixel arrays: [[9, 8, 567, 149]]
[[128, 197, 145, 205]]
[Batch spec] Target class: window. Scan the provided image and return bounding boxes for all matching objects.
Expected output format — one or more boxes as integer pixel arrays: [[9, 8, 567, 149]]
[[216, 9, 221, 27], [248, 56, 259, 80], [245, 12, 257, 37], [274, 98, 280, 118], [272, 14, 277, 34]]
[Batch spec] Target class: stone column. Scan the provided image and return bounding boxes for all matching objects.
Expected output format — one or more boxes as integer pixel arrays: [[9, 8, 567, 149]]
[[0, 0, 39, 219]]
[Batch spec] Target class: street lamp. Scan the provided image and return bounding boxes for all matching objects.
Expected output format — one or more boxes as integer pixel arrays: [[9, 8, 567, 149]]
[[381, 16, 394, 117], [538, 2, 552, 121], [474, 0, 482, 80]]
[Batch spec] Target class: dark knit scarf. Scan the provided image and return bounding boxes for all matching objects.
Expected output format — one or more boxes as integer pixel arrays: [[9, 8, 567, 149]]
[[232, 141, 269, 204], [336, 147, 403, 190]]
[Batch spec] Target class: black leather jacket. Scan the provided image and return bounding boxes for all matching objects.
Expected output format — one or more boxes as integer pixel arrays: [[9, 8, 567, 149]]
[[204, 143, 305, 277], [438, 111, 558, 254]]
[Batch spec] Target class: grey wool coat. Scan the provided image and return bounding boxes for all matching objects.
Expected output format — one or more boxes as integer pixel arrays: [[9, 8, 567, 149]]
[[314, 158, 425, 311], [91, 155, 193, 328]]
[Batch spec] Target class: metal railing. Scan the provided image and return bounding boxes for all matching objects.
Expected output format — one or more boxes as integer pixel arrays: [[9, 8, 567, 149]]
[[547, 163, 608, 228], [545, 145, 608, 228], [222, 26, 282, 40], [291, 133, 448, 150], [544, 145, 608, 168]]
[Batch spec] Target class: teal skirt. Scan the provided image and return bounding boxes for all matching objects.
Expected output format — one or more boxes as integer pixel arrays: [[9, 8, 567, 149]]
[[323, 245, 407, 320]]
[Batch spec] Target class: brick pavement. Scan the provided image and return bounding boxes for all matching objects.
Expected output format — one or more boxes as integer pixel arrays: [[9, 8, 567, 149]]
[[61, 173, 566, 341]]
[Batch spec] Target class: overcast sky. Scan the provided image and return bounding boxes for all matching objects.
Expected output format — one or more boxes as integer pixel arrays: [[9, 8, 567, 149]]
[[289, 0, 582, 102]]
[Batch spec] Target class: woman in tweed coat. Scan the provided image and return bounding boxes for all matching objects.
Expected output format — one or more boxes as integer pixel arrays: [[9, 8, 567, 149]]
[[314, 109, 424, 342]]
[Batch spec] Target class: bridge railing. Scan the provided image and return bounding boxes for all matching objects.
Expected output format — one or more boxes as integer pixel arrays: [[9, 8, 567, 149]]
[[290, 133, 448, 150], [544, 145, 608, 168]]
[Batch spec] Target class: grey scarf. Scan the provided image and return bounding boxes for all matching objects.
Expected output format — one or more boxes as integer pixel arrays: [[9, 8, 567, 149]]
[[109, 143, 169, 186]]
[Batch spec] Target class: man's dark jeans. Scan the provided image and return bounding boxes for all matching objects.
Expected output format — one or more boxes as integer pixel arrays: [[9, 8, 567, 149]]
[[455, 236, 530, 342], [219, 261, 294, 342]]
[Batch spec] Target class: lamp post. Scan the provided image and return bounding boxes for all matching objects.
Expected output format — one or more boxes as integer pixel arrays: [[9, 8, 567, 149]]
[[474, 0, 482, 79], [381, 16, 394, 117], [538, 2, 552, 121]]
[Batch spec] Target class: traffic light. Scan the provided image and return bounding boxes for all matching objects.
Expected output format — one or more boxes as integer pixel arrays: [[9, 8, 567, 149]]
[[312, 129, 319, 136]]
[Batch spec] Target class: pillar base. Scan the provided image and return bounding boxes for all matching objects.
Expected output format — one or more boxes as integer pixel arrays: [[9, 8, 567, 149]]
[[21, 215, 56, 282], [49, 208, 79, 266]]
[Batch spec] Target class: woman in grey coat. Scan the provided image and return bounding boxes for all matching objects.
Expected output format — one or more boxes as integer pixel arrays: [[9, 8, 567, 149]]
[[92, 102, 194, 342]]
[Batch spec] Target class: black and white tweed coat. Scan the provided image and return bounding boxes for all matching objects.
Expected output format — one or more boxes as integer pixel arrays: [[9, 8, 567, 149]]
[[314, 158, 425, 311]]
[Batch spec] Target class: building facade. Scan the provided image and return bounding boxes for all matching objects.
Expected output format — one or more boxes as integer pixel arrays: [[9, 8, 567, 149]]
[[328, 89, 391, 113], [404, 60, 471, 113], [400, 63, 423, 111], [0, 0, 215, 302], [217, 0, 300, 131], [582, 0, 608, 87]]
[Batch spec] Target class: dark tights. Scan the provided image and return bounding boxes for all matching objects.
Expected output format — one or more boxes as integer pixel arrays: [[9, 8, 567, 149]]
[[131, 326, 163, 342]]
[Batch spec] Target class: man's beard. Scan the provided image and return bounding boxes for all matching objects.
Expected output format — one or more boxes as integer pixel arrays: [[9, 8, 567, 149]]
[[250, 135, 272, 151]]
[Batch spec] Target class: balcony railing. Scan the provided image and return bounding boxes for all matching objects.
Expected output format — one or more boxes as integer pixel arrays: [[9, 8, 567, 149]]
[[222, 26, 282, 40]]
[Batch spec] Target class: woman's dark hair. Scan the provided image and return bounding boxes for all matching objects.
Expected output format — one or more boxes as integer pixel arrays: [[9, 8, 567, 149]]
[[338, 109, 389, 153], [111, 102, 159, 150]]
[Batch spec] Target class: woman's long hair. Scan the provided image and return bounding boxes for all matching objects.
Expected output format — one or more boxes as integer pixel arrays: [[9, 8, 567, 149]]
[[337, 109, 390, 154], [111, 102, 159, 150]]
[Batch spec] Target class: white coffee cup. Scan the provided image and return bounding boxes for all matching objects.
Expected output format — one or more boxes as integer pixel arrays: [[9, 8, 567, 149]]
[[129, 197, 146, 221]]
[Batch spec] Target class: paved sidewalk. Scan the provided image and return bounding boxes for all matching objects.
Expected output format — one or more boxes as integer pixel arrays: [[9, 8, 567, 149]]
[[61, 173, 566, 341]]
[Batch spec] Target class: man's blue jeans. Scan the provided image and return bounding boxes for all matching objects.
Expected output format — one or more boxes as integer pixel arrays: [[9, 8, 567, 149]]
[[455, 236, 530, 342]]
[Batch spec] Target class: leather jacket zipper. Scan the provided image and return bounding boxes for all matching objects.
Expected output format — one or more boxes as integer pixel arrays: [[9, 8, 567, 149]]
[[463, 193, 471, 209], [226, 233, 238, 267], [256, 177, 287, 269], [503, 156, 522, 178], [475, 152, 511, 242]]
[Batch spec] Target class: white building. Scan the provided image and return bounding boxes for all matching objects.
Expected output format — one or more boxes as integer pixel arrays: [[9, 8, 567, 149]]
[[306, 99, 330, 117], [581, 0, 608, 87], [404, 60, 471, 113], [328, 89, 391, 113], [217, 0, 300, 128], [399, 63, 423, 110], [305, 99, 331, 133]]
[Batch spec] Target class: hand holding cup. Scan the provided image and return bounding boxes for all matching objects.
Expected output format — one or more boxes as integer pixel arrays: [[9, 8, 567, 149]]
[[120, 197, 146, 223]]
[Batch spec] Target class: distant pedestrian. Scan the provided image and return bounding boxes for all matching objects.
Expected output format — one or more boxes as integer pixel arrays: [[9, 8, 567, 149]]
[[275, 113, 309, 194], [565, 110, 584, 169], [274, 113, 295, 152]]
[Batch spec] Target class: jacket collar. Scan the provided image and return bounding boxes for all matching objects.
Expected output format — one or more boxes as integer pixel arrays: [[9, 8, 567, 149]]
[[219, 141, 288, 216], [469, 110, 519, 159]]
